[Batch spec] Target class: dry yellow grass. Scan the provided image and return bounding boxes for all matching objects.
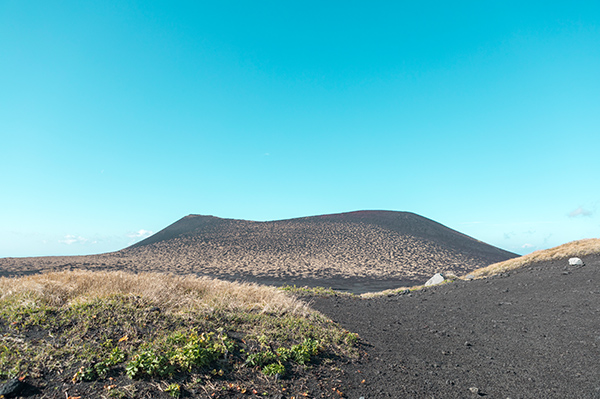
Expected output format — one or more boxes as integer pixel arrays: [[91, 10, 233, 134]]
[[360, 285, 420, 298], [467, 238, 600, 278], [0, 269, 312, 316]]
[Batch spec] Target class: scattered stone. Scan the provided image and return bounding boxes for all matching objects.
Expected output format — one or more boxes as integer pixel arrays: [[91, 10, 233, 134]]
[[465, 274, 475, 280], [469, 386, 480, 394], [569, 257, 584, 266], [425, 273, 445, 286], [0, 377, 25, 397]]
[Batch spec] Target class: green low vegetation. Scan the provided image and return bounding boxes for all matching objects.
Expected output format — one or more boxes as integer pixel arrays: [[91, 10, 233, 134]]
[[279, 284, 353, 297]]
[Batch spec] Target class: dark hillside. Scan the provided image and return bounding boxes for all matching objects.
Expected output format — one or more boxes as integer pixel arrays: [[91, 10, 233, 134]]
[[294, 210, 514, 260], [129, 214, 227, 248], [118, 211, 517, 292]]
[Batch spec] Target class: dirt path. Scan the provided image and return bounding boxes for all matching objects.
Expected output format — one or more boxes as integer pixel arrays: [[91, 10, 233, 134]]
[[309, 255, 600, 398]]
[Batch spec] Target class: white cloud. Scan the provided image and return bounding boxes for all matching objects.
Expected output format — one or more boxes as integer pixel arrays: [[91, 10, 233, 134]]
[[128, 229, 153, 239], [568, 206, 593, 218], [503, 232, 515, 239], [60, 235, 89, 245], [521, 243, 534, 249]]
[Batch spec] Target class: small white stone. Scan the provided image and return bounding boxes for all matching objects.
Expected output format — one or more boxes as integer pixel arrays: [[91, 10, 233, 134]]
[[568, 257, 584, 266], [425, 273, 445, 286]]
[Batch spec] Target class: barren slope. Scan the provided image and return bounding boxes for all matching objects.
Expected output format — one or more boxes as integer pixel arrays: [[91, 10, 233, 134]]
[[0, 211, 517, 293]]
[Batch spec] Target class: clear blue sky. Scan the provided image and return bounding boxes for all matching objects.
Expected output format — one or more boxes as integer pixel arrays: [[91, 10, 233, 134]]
[[1, 1, 599, 257]]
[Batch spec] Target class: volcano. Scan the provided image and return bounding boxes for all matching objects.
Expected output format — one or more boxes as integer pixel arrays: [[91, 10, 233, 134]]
[[120, 210, 517, 292]]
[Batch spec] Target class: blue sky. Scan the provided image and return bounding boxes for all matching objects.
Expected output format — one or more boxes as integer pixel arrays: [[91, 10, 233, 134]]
[[1, 1, 599, 257]]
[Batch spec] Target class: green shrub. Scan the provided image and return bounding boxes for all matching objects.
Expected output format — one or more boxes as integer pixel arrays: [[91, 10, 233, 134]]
[[125, 331, 233, 379], [344, 332, 359, 346], [245, 350, 277, 367], [94, 361, 109, 379], [80, 366, 97, 381], [165, 383, 181, 398], [106, 347, 127, 366], [262, 362, 285, 376], [275, 347, 291, 361], [290, 338, 321, 365], [126, 350, 173, 379], [169, 331, 233, 371]]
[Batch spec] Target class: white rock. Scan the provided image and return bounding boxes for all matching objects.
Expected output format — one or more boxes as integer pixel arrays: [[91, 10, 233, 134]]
[[425, 273, 445, 286], [568, 257, 584, 266]]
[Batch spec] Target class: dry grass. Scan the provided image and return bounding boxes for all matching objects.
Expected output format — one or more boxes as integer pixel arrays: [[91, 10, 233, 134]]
[[467, 238, 600, 278], [360, 285, 419, 298], [0, 269, 311, 316], [0, 270, 359, 397]]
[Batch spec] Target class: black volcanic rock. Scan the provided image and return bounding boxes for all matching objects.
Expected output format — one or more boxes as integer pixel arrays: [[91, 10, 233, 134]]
[[0, 377, 25, 397]]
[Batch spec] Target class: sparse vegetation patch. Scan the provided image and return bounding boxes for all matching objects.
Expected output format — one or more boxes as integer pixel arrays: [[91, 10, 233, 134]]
[[0, 270, 359, 398], [279, 284, 354, 297]]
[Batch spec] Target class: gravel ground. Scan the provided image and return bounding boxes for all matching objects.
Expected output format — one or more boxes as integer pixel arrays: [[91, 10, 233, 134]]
[[308, 255, 600, 399]]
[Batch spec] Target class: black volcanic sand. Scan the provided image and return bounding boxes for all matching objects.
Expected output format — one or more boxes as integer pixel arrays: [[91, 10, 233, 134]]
[[215, 273, 420, 295], [308, 255, 600, 398]]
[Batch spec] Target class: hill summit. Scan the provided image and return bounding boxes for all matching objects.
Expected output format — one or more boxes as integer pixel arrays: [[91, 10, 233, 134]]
[[121, 210, 517, 292]]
